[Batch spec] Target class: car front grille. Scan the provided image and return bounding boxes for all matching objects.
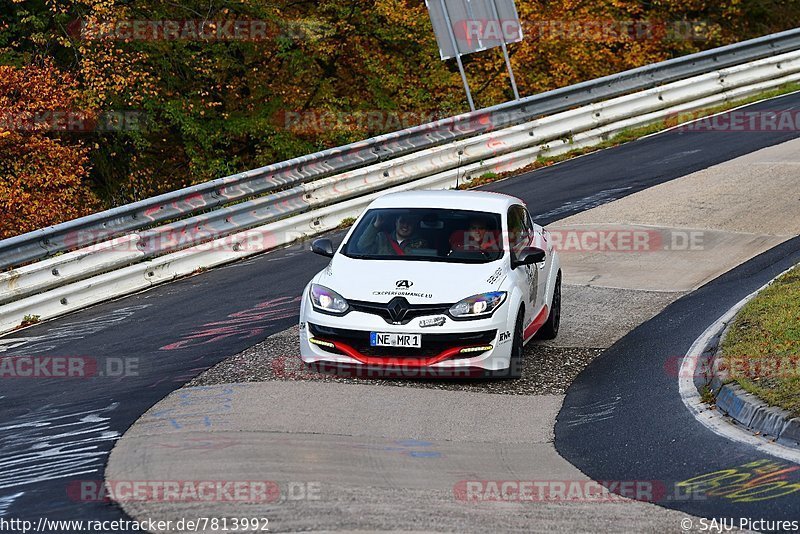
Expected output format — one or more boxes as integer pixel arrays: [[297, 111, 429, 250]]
[[349, 298, 451, 325], [308, 323, 496, 359]]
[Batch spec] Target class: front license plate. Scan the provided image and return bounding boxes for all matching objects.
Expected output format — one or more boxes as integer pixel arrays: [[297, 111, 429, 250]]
[[370, 332, 422, 348]]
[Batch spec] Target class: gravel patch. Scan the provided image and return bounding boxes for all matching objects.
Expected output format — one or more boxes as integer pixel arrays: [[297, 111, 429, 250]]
[[546, 284, 683, 348], [188, 325, 604, 395]]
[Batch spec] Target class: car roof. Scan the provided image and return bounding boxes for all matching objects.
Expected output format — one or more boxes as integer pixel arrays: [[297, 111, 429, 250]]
[[366, 190, 523, 214]]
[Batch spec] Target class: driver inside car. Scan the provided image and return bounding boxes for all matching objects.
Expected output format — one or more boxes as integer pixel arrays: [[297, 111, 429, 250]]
[[449, 217, 500, 253], [357, 213, 429, 255]]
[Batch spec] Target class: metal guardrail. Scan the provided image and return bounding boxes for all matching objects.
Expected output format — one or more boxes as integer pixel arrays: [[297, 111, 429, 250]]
[[2, 27, 800, 270], [2, 44, 800, 332]]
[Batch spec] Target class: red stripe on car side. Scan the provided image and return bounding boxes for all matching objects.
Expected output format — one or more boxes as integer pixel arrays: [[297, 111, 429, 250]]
[[523, 305, 549, 339]]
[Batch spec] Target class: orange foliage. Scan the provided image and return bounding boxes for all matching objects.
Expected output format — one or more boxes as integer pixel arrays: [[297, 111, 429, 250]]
[[1, 0, 797, 237], [0, 62, 100, 239]]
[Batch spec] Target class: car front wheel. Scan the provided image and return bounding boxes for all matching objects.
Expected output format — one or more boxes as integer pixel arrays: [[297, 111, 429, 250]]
[[536, 272, 561, 340], [492, 308, 524, 380]]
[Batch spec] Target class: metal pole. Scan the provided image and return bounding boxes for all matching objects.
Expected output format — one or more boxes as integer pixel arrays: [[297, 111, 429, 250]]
[[439, 0, 475, 111], [489, 0, 520, 100]]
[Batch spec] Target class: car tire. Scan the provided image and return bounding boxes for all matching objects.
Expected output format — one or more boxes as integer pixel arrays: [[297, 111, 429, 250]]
[[536, 272, 561, 340], [492, 308, 524, 379]]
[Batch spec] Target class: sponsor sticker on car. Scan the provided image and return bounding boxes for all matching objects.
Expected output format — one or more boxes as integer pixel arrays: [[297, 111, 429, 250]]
[[419, 317, 446, 328]]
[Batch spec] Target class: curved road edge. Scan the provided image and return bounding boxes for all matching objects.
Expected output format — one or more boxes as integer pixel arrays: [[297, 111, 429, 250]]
[[556, 235, 800, 522], [680, 264, 800, 462]]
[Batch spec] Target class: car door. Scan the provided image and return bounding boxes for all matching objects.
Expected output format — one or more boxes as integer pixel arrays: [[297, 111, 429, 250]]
[[507, 205, 537, 326], [527, 211, 550, 310]]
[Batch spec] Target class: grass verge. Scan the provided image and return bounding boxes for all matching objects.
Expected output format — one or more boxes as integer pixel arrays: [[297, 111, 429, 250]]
[[719, 265, 800, 417]]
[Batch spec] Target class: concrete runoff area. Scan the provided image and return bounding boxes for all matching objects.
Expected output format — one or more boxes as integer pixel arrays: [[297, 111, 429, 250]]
[[550, 140, 800, 292], [107, 138, 800, 532], [548, 285, 682, 348], [111, 383, 697, 533], [553, 226, 786, 292], [556, 143, 800, 237]]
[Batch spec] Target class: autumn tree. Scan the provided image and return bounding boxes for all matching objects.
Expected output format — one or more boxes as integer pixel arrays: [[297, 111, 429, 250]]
[[0, 61, 100, 239], [1, 0, 800, 237]]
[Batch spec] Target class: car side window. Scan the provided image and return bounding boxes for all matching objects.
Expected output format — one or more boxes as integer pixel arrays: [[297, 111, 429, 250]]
[[507, 205, 532, 259], [525, 209, 536, 234]]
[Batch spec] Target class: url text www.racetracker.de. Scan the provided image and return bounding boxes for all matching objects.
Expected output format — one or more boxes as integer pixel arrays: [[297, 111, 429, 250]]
[[0, 517, 270, 533]]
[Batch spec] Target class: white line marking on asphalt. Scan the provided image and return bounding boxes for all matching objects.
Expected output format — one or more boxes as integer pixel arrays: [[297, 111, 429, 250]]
[[0, 305, 149, 354], [0, 492, 23, 516], [0, 404, 121, 491], [641, 88, 800, 140], [679, 265, 800, 464], [652, 149, 702, 165], [566, 396, 622, 427], [534, 187, 633, 220]]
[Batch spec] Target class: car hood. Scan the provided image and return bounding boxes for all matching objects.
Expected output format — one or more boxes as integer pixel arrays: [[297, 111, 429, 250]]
[[315, 254, 508, 304]]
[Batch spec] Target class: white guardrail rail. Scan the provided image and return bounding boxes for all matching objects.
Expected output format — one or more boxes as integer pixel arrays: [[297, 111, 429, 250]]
[[2, 31, 800, 334]]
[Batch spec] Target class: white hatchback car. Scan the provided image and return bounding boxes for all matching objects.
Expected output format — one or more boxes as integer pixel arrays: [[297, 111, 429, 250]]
[[298, 190, 561, 378]]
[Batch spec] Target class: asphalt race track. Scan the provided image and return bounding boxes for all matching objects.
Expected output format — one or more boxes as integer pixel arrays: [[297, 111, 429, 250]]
[[556, 236, 800, 526], [1, 91, 800, 526]]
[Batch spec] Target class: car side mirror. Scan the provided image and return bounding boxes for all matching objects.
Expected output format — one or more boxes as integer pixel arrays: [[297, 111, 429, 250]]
[[311, 238, 334, 258], [512, 246, 546, 269]]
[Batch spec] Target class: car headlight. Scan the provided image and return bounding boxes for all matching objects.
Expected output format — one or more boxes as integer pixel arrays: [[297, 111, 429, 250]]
[[310, 284, 349, 314], [449, 292, 507, 319]]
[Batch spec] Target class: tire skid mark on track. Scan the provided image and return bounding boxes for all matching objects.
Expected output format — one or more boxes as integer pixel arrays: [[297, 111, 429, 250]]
[[0, 492, 24, 517], [159, 297, 301, 352], [0, 305, 150, 356], [533, 187, 633, 221], [562, 396, 622, 428], [0, 403, 119, 492]]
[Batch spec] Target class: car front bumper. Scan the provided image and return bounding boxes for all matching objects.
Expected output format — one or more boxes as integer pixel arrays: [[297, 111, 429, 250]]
[[299, 303, 515, 373]]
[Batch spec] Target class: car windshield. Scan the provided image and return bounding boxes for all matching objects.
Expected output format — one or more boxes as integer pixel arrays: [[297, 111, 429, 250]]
[[342, 208, 504, 263]]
